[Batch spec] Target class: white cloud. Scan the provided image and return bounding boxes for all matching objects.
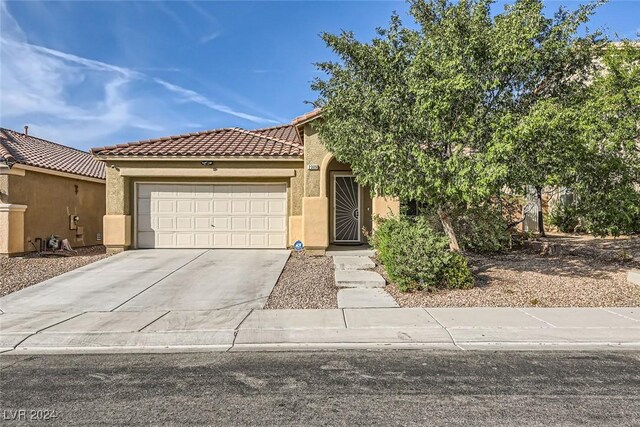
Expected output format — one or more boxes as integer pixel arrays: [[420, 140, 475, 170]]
[[0, 1, 280, 149], [200, 31, 221, 44], [153, 79, 278, 124]]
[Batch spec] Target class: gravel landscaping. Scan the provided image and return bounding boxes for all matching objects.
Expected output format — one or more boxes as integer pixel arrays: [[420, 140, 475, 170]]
[[0, 246, 110, 297], [265, 252, 338, 309], [382, 235, 640, 308]]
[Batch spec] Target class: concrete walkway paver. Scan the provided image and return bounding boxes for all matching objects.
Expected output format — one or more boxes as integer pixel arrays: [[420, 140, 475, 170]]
[[333, 256, 376, 270], [335, 270, 386, 288], [329, 246, 396, 308], [337, 289, 399, 308]]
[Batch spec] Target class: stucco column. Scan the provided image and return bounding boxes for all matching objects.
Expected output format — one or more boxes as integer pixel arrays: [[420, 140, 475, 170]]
[[302, 196, 329, 250], [104, 166, 131, 252], [0, 204, 27, 256]]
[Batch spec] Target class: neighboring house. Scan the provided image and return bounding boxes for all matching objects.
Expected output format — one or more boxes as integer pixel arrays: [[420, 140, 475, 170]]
[[0, 128, 106, 256], [91, 111, 398, 253]]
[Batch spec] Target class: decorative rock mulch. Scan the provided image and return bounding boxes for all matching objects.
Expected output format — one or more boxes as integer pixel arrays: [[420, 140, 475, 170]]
[[264, 252, 338, 309], [0, 246, 111, 297]]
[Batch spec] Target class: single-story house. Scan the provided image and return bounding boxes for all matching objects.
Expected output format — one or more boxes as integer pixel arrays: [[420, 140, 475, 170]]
[[0, 127, 106, 256], [91, 110, 398, 253]]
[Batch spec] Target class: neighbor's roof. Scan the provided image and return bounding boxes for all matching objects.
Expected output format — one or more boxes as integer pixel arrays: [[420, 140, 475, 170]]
[[91, 124, 304, 157], [0, 128, 106, 180]]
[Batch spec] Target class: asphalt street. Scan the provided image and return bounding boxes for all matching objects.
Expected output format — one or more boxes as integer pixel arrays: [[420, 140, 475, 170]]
[[1, 350, 639, 426]]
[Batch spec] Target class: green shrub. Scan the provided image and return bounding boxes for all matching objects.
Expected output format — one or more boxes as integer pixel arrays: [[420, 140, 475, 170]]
[[547, 203, 579, 233], [442, 252, 474, 289], [370, 216, 474, 291], [453, 204, 511, 253]]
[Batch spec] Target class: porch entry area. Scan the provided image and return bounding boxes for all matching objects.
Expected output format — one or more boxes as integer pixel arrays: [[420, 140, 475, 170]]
[[327, 158, 372, 245]]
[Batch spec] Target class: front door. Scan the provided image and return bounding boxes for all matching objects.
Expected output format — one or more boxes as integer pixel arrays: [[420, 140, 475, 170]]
[[333, 175, 361, 243]]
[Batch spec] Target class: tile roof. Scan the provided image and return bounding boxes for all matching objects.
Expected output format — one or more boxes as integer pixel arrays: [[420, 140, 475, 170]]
[[91, 124, 303, 157], [0, 128, 105, 180], [291, 108, 322, 126]]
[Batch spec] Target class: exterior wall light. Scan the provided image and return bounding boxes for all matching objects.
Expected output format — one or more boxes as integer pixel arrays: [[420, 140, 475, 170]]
[[200, 161, 214, 166]]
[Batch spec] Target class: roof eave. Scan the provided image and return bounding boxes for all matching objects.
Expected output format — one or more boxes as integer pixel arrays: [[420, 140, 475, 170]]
[[92, 154, 304, 162]]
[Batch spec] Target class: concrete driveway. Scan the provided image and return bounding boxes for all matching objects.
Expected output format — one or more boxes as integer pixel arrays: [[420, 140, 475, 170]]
[[0, 250, 290, 313]]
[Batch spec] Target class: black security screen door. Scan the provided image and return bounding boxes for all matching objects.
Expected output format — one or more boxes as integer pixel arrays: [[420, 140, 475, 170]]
[[334, 176, 360, 242]]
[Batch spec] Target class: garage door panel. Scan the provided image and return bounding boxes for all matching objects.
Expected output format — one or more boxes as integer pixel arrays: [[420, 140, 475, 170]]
[[176, 216, 193, 230], [269, 234, 286, 247], [250, 200, 267, 214], [231, 217, 248, 231], [250, 217, 266, 230], [268, 217, 286, 231], [176, 233, 193, 247], [194, 200, 212, 214], [231, 200, 248, 213], [250, 234, 266, 246], [157, 233, 176, 247], [137, 183, 286, 249], [212, 217, 230, 230], [194, 217, 211, 230], [268, 200, 286, 214], [157, 200, 175, 213], [194, 233, 211, 246], [176, 200, 193, 213], [213, 200, 230, 213], [157, 217, 175, 230], [231, 234, 248, 247], [213, 233, 230, 247]]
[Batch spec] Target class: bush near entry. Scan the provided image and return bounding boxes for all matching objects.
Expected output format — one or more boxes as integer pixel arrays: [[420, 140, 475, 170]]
[[370, 216, 473, 292]]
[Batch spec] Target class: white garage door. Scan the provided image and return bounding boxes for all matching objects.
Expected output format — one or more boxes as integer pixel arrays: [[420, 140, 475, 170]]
[[136, 183, 287, 249]]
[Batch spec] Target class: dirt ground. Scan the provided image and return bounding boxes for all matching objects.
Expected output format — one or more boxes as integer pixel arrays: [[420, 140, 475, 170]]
[[0, 246, 110, 297], [265, 252, 338, 309], [385, 234, 640, 307]]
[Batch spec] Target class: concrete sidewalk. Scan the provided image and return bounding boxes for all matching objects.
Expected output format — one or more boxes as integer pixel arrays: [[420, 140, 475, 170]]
[[1, 307, 639, 354]]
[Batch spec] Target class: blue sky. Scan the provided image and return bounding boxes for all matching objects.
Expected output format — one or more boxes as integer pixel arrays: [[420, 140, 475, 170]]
[[1, 0, 638, 151]]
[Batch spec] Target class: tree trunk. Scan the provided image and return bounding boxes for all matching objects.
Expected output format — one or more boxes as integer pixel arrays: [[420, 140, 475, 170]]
[[536, 186, 546, 237], [437, 207, 460, 252]]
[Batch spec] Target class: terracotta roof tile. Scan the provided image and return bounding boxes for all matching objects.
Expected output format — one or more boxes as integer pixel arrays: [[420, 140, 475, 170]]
[[0, 128, 105, 180], [291, 108, 322, 126], [91, 125, 303, 157]]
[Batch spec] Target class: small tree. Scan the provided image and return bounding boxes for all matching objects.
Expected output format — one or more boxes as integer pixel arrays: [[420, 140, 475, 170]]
[[312, 0, 605, 249]]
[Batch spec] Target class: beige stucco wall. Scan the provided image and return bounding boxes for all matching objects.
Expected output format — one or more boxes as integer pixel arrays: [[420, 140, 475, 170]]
[[0, 204, 26, 256], [372, 197, 400, 221], [0, 174, 9, 204], [303, 124, 330, 198], [5, 170, 105, 253]]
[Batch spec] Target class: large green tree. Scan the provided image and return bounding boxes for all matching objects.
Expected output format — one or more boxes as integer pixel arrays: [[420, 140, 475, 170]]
[[569, 42, 640, 236], [312, 0, 609, 250]]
